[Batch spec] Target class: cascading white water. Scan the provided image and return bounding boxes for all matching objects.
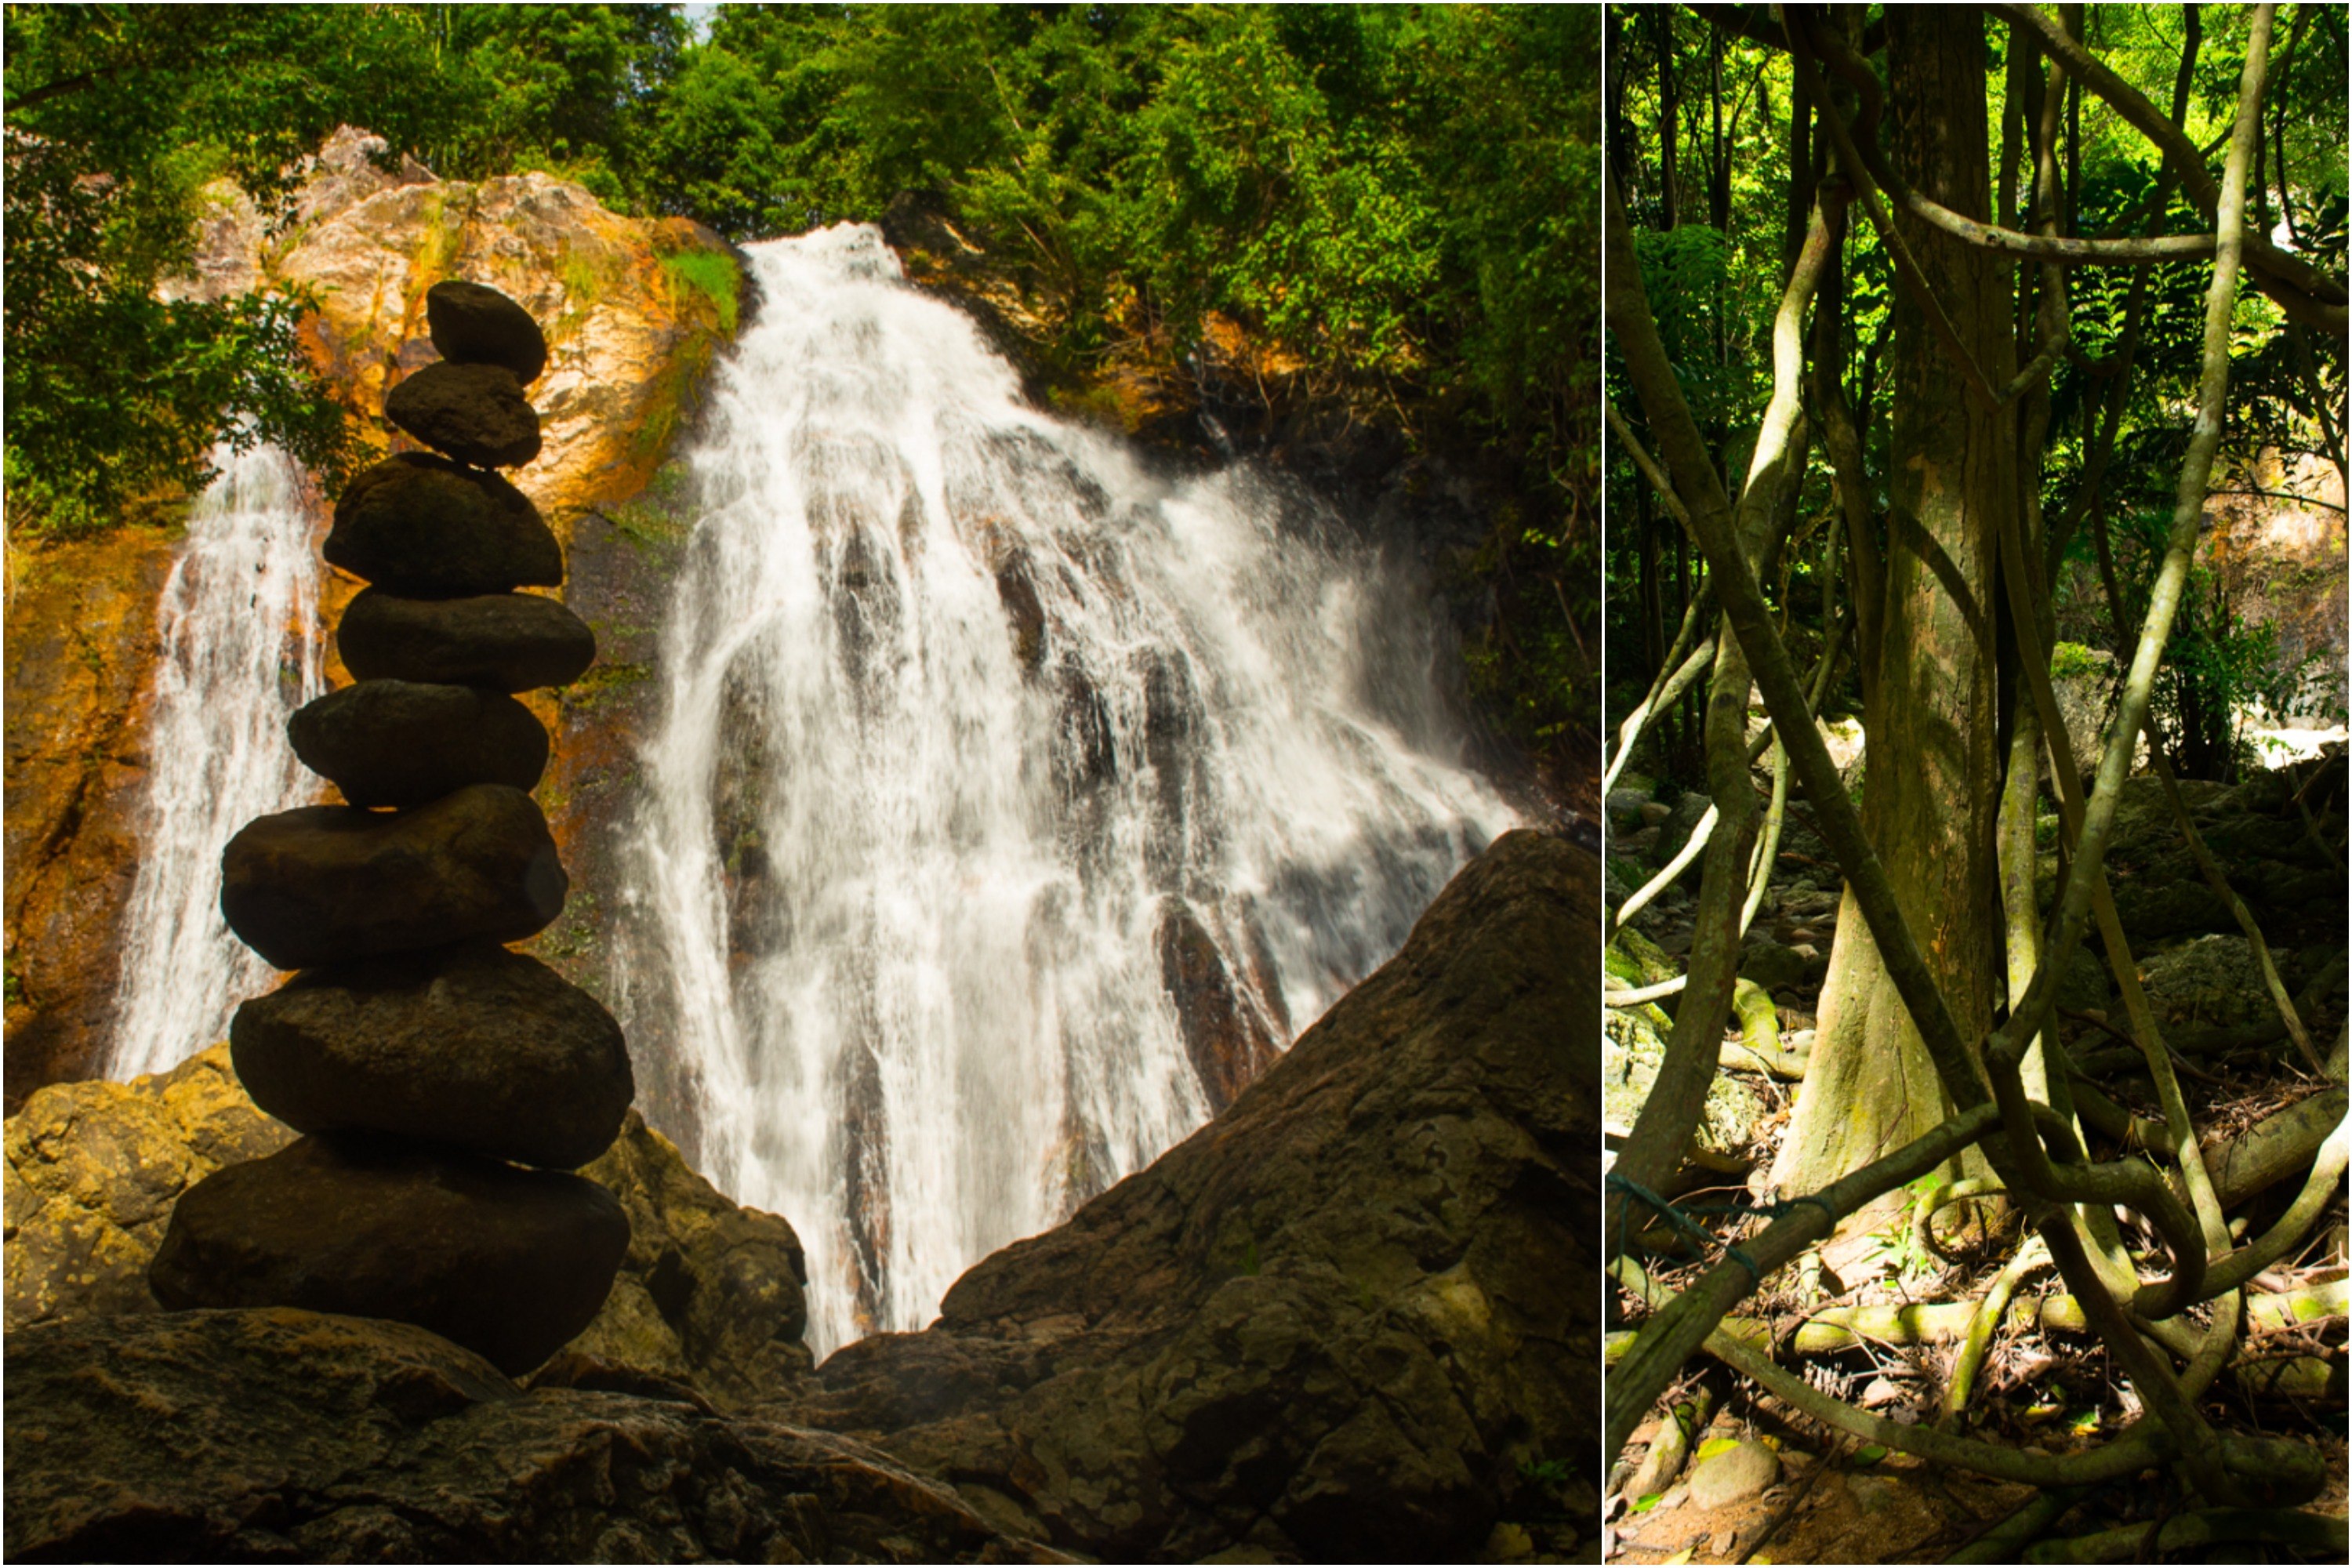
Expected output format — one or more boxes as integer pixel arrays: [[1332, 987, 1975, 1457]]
[[629, 224, 1515, 1355], [109, 445, 325, 1080]]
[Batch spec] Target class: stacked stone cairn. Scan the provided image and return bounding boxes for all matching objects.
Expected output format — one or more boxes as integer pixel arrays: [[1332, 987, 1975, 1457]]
[[149, 282, 634, 1377]]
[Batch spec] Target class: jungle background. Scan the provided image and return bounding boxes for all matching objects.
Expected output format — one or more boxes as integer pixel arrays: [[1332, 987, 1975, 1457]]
[[2, 1, 1598, 793], [1602, 4, 2347, 1563]]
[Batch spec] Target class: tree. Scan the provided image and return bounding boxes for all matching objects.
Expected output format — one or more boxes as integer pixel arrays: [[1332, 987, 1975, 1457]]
[[1604, 0, 2346, 1506]]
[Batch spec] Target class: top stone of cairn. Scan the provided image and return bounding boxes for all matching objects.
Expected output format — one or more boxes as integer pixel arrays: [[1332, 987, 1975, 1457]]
[[426, 279, 548, 386]]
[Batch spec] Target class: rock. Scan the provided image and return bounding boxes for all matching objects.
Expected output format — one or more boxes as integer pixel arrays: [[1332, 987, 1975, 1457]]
[[289, 678, 549, 808], [385, 361, 543, 468], [1638, 799, 1673, 829], [220, 784, 568, 969], [1652, 790, 1711, 874], [340, 588, 598, 691], [2142, 935, 2272, 1031], [1739, 938, 1818, 994], [1, 525, 183, 1109], [775, 829, 1600, 1563], [148, 1134, 629, 1375], [572, 1111, 817, 1410], [1156, 899, 1279, 1112], [3, 1045, 292, 1330], [1686, 1439, 1778, 1509], [427, 278, 550, 383], [230, 944, 632, 1170], [2, 1309, 1047, 1563], [1603, 1003, 1763, 1172], [325, 453, 564, 596], [2053, 944, 2111, 1013], [6, 1051, 810, 1410]]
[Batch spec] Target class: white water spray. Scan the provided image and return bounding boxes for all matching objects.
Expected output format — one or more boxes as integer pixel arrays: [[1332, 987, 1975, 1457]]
[[628, 225, 1515, 1354], [109, 445, 325, 1080]]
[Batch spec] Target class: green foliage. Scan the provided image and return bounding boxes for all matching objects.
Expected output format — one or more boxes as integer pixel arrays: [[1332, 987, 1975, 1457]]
[[659, 247, 741, 336]]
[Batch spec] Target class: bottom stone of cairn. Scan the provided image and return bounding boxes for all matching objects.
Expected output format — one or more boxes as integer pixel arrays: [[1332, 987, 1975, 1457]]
[[151, 1134, 630, 1375]]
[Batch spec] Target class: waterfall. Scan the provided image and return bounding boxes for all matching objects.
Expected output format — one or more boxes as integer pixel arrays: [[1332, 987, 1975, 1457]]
[[109, 445, 325, 1080], [626, 223, 1515, 1355]]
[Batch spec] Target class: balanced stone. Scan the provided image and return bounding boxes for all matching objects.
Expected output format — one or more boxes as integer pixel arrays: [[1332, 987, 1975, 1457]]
[[340, 589, 597, 691], [232, 944, 632, 1171], [221, 784, 567, 970], [149, 1134, 629, 1375], [426, 278, 549, 384], [326, 454, 561, 596], [386, 361, 543, 468], [290, 680, 549, 808]]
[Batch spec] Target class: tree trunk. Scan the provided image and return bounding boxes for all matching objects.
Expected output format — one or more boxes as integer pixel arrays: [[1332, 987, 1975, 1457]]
[[1766, 9, 2013, 1225]]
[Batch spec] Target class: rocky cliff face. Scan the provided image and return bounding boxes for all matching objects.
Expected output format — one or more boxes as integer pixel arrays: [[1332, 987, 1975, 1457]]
[[5, 829, 1601, 1563], [2, 129, 740, 1104]]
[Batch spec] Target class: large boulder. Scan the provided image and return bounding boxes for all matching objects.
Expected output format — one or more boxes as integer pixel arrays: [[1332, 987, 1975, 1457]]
[[230, 943, 632, 1170], [385, 360, 543, 468], [325, 454, 564, 597], [289, 678, 549, 808], [340, 588, 598, 692], [773, 828, 1599, 1563], [220, 784, 568, 969], [148, 1134, 630, 1376], [573, 1111, 818, 1411], [2, 1308, 1047, 1563], [427, 277, 550, 384], [2, 1046, 292, 1330]]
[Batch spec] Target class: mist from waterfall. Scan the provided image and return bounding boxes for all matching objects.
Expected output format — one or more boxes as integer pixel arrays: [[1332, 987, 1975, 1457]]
[[109, 445, 325, 1080], [626, 224, 1515, 1356]]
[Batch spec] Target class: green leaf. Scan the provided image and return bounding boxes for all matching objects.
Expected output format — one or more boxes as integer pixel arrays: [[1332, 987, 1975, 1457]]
[[1853, 1444, 1888, 1466], [1696, 1436, 1740, 1461], [1632, 1491, 1664, 1514]]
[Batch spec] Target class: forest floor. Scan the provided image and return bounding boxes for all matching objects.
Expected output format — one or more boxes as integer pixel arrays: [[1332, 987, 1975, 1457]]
[[1602, 750, 2349, 1565]]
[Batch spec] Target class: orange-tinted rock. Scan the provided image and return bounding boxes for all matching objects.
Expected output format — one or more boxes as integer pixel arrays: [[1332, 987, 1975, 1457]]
[[2, 527, 191, 1109]]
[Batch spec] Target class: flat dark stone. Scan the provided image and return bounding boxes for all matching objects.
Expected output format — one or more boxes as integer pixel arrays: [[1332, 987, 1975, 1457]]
[[339, 590, 597, 692], [290, 680, 549, 808], [386, 361, 542, 469], [232, 944, 633, 1171], [149, 1135, 629, 1374], [326, 454, 562, 597], [426, 279, 549, 384], [221, 785, 567, 970]]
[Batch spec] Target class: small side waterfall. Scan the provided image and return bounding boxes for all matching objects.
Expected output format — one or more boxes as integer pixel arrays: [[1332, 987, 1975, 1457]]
[[108, 445, 325, 1080], [626, 224, 1516, 1356]]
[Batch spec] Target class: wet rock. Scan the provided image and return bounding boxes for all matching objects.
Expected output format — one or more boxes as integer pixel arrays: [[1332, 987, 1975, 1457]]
[[774, 829, 1600, 1563], [1156, 899, 1279, 1112], [230, 944, 631, 1170], [289, 679, 549, 808], [340, 588, 597, 691], [2, 1045, 293, 1331], [1687, 1439, 1778, 1509], [426, 278, 550, 384], [385, 361, 543, 468], [993, 549, 1048, 674], [220, 784, 567, 969], [325, 453, 563, 596], [572, 1111, 817, 1410], [2, 1309, 1044, 1563], [148, 1134, 628, 1375]]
